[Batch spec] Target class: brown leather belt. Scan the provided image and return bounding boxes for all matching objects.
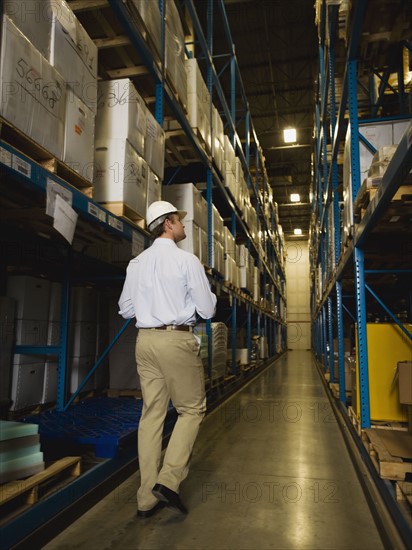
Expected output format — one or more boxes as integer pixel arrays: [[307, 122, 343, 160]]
[[147, 325, 193, 332]]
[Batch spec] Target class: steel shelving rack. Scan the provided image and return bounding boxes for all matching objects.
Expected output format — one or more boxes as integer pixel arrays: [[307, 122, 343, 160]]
[[311, 0, 411, 544], [311, 0, 411, 424], [0, 0, 287, 545]]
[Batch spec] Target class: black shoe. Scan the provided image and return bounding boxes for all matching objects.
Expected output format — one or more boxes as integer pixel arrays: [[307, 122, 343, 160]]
[[152, 483, 188, 514], [137, 500, 165, 518]]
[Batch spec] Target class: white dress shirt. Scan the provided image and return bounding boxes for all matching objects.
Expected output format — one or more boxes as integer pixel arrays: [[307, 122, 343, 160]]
[[118, 238, 217, 327]]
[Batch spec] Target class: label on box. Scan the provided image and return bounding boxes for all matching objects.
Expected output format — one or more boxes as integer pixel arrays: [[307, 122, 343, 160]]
[[108, 215, 123, 232], [88, 202, 106, 223], [0, 146, 12, 167], [12, 154, 31, 178], [46, 178, 73, 217]]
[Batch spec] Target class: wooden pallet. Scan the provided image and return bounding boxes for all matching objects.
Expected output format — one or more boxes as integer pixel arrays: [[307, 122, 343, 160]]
[[0, 456, 81, 507], [329, 382, 351, 399], [396, 481, 412, 505], [348, 405, 362, 435], [353, 181, 378, 220], [0, 117, 93, 197], [101, 202, 146, 230], [361, 428, 412, 481]]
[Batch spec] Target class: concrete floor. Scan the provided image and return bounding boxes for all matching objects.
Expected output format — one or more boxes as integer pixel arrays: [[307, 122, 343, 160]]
[[44, 350, 384, 550]]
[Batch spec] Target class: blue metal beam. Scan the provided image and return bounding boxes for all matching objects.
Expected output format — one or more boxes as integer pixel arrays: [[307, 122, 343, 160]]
[[336, 282, 346, 402], [354, 247, 371, 429]]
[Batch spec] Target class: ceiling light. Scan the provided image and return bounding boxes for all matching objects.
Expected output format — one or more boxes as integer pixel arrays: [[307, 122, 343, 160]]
[[283, 128, 296, 143], [294, 228, 302, 235], [290, 193, 300, 202]]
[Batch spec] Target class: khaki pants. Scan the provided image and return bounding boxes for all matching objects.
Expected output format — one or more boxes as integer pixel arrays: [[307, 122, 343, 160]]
[[135, 329, 206, 511]]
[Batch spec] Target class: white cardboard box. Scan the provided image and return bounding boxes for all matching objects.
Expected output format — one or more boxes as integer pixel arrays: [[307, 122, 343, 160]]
[[162, 183, 207, 231], [10, 356, 45, 410], [64, 93, 95, 181], [5, 0, 98, 111], [69, 355, 95, 393], [7, 275, 51, 320], [0, 15, 66, 159], [177, 220, 200, 258], [94, 139, 148, 218], [96, 79, 146, 156], [146, 167, 162, 217], [145, 107, 165, 179]]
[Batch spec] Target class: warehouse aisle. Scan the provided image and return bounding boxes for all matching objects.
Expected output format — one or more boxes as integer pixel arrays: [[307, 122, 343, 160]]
[[44, 351, 384, 550]]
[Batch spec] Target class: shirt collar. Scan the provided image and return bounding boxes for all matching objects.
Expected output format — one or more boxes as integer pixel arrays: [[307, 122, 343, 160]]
[[152, 238, 177, 247]]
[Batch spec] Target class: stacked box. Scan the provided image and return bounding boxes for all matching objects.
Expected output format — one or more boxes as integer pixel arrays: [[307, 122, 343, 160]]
[[0, 16, 66, 159], [253, 266, 260, 302], [212, 205, 224, 243], [165, 0, 187, 111], [7, 275, 51, 347], [145, 108, 165, 180], [162, 183, 207, 231], [185, 58, 211, 150], [42, 360, 58, 404], [10, 355, 45, 410], [5, 0, 98, 113], [212, 105, 224, 172], [130, 0, 161, 57], [343, 119, 410, 244], [64, 92, 95, 181], [223, 226, 236, 258], [96, 79, 147, 158], [94, 139, 148, 218], [358, 120, 410, 182], [177, 220, 200, 258], [146, 168, 162, 218], [108, 297, 140, 390], [212, 240, 224, 275], [223, 136, 237, 202], [198, 227, 209, 266], [197, 322, 228, 382], [68, 287, 98, 394]]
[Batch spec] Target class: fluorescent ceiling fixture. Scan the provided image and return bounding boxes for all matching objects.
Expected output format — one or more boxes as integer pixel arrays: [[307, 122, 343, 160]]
[[290, 193, 300, 202], [283, 128, 296, 143], [294, 228, 302, 235]]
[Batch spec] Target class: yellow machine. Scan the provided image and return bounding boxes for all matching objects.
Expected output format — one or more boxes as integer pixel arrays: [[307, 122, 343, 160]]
[[355, 323, 412, 422]]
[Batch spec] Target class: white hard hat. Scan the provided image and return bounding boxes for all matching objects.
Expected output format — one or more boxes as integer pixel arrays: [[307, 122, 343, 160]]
[[146, 200, 187, 230]]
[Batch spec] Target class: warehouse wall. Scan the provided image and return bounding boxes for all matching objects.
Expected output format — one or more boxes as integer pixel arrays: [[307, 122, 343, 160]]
[[285, 242, 311, 350]]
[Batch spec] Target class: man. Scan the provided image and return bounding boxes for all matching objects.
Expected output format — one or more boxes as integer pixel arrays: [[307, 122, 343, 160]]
[[118, 200, 217, 518]]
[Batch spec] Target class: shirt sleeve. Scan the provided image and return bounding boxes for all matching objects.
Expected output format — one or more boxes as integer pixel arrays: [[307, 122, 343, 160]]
[[118, 267, 136, 319], [186, 256, 217, 319]]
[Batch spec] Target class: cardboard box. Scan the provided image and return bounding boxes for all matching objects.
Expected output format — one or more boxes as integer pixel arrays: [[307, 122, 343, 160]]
[[398, 361, 412, 405], [144, 107, 165, 179], [0, 16, 66, 159], [177, 220, 200, 258], [146, 167, 162, 218], [4, 0, 97, 113], [10, 356, 45, 410], [94, 139, 148, 218], [162, 183, 207, 231], [96, 79, 146, 157], [63, 92, 95, 181]]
